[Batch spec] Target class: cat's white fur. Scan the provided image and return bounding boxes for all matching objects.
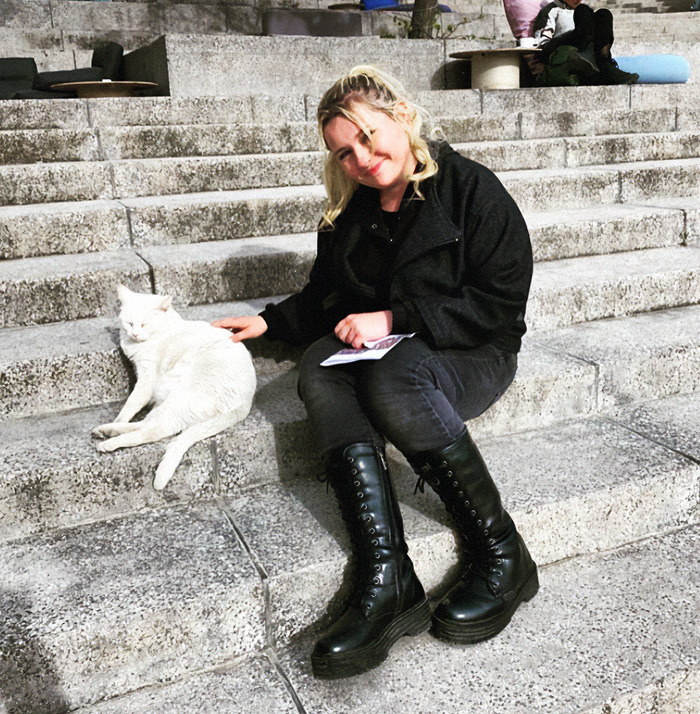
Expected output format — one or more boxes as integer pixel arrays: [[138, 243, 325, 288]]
[[93, 285, 256, 490]]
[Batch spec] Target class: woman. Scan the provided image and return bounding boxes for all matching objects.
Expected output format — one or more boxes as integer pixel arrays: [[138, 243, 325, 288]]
[[214, 65, 538, 679]]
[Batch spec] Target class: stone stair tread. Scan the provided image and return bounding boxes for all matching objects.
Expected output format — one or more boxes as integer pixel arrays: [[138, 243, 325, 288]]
[[277, 525, 700, 714], [2, 309, 700, 541], [0, 249, 151, 328], [1, 400, 698, 655], [4, 239, 694, 330], [4, 409, 693, 710], [75, 655, 299, 714], [3, 149, 700, 207], [0, 500, 267, 710], [1, 89, 695, 133], [613, 391, 700, 462], [6, 119, 698, 166], [1, 296, 699, 426], [528, 245, 700, 330], [500, 154, 700, 180]]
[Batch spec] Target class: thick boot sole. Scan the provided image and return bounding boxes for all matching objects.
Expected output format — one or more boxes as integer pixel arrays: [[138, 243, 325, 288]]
[[311, 597, 431, 679], [431, 565, 539, 645]]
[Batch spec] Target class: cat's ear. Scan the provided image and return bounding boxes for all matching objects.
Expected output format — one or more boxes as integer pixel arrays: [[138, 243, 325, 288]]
[[158, 295, 173, 312], [117, 285, 132, 303]]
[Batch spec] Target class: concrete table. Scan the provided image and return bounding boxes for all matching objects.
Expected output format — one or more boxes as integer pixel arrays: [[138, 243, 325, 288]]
[[50, 80, 159, 98], [450, 48, 540, 90]]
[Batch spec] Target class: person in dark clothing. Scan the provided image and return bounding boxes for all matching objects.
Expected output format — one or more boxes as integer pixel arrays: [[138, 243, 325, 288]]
[[532, 0, 638, 85], [213, 65, 538, 679]]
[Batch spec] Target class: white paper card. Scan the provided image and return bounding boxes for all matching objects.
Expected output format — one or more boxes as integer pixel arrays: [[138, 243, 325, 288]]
[[320, 334, 416, 367]]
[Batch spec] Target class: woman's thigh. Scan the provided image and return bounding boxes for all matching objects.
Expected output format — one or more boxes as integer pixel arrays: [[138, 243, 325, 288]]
[[356, 338, 517, 454]]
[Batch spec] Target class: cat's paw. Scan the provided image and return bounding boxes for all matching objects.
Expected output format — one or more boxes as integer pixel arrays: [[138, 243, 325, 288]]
[[92, 423, 115, 439], [96, 439, 118, 453], [153, 463, 175, 491]]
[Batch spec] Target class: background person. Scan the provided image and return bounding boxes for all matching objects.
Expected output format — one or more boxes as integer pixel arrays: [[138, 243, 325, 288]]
[[531, 0, 639, 85]]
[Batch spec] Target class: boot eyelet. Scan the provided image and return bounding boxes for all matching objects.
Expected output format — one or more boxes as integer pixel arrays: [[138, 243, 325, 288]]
[[447, 470, 453, 477], [373, 577, 381, 585], [347, 456, 354, 463], [356, 492, 363, 499], [477, 520, 483, 527], [360, 504, 368, 511], [353, 480, 360, 487], [488, 538, 496, 545], [369, 527, 376, 534], [465, 500, 470, 506], [458, 491, 464, 498], [374, 564, 381, 571], [441, 460, 448, 468], [374, 553, 381, 559], [372, 539, 379, 547], [452, 480, 459, 488], [351, 468, 358, 475], [470, 510, 477, 517]]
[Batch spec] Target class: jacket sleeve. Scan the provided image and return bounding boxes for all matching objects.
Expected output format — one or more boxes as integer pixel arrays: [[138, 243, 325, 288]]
[[259, 232, 335, 345], [395, 165, 533, 351]]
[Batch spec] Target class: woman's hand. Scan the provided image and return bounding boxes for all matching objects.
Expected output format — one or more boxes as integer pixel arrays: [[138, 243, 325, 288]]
[[212, 315, 268, 342], [334, 311, 392, 349]]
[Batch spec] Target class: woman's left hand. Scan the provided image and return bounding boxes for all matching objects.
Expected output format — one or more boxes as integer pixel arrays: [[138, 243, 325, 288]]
[[335, 310, 393, 349]]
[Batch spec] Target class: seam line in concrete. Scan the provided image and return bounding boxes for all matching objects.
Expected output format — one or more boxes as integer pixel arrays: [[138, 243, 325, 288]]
[[601, 414, 700, 468], [214, 495, 279, 663], [132, 248, 158, 294], [115, 198, 136, 249], [264, 647, 309, 714]]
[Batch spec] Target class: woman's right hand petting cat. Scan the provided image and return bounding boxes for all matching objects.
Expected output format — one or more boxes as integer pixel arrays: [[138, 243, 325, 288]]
[[92, 286, 257, 491]]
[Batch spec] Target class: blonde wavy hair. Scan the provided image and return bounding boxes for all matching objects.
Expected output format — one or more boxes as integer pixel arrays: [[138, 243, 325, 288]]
[[317, 65, 440, 229]]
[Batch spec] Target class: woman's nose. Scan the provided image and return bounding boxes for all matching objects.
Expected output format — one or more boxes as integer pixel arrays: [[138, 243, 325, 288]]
[[354, 144, 372, 169]]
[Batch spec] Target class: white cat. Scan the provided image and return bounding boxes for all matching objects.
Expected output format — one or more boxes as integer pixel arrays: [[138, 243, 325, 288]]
[[93, 285, 256, 490]]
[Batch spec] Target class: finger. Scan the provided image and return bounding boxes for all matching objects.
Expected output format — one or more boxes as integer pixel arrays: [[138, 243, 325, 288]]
[[212, 318, 238, 329]]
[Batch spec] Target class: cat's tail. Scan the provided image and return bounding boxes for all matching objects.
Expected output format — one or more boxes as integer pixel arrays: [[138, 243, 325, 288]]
[[153, 405, 250, 491]]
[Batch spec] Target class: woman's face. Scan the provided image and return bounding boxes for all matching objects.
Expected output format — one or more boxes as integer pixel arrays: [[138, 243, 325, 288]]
[[323, 100, 417, 200]]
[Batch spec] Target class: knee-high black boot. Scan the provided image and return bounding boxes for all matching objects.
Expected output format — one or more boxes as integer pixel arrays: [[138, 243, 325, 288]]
[[311, 443, 431, 679], [409, 428, 538, 644]]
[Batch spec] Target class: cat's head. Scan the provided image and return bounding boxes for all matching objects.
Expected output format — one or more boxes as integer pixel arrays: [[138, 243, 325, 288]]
[[117, 285, 174, 342]]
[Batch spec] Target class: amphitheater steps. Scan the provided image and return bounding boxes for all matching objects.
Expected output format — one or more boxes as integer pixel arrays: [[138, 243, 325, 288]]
[[0, 65, 698, 713], [1, 391, 698, 711]]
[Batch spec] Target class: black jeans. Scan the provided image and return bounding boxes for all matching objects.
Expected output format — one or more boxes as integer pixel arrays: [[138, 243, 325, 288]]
[[298, 334, 517, 457]]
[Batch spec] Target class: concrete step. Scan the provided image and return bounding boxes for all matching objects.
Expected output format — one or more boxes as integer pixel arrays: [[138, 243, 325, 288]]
[[2, 187, 694, 261], [3, 117, 698, 166], [527, 245, 700, 330], [5, 328, 700, 540], [140, 239, 700, 323], [276, 525, 700, 714], [2, 205, 697, 324], [2, 280, 699, 428], [2, 152, 700, 207], [501, 158, 700, 212], [0, 249, 152, 327], [0, 152, 325, 205], [455, 131, 700, 172], [1, 401, 698, 709], [0, 86, 695, 137]]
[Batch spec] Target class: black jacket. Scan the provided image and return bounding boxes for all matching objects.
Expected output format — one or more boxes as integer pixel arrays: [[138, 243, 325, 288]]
[[260, 142, 533, 353]]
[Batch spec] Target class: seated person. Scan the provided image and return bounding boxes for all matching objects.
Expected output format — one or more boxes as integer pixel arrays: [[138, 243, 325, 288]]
[[529, 0, 638, 86]]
